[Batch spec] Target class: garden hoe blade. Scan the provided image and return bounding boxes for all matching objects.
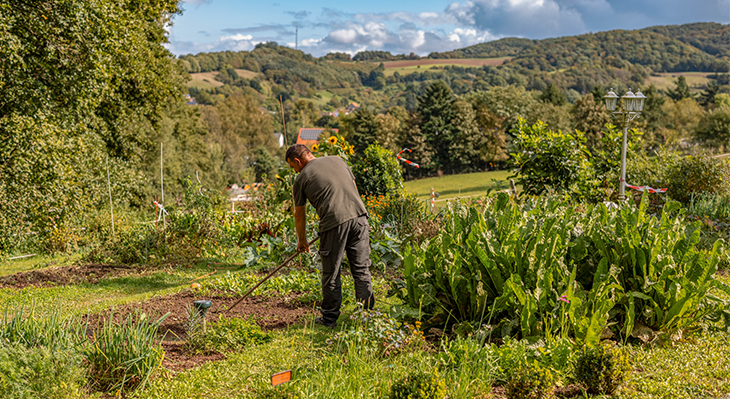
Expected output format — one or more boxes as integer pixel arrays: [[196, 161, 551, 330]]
[[222, 236, 319, 314]]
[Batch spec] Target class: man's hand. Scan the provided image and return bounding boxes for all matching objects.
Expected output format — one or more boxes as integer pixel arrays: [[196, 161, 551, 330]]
[[297, 240, 310, 253]]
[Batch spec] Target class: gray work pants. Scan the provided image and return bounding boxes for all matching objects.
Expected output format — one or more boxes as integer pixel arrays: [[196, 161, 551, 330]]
[[318, 215, 375, 323]]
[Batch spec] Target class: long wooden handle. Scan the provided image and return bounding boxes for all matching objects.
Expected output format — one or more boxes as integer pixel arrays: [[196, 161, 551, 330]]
[[223, 236, 320, 314]]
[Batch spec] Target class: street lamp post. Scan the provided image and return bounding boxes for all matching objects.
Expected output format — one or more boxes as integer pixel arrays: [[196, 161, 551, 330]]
[[603, 88, 646, 202]]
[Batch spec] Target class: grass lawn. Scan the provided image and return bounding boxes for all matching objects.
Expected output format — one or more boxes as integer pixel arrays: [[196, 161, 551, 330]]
[[403, 170, 516, 201], [306, 90, 337, 107]]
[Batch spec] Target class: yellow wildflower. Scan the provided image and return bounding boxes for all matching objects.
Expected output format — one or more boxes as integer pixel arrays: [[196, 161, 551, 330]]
[[312, 144, 319, 152]]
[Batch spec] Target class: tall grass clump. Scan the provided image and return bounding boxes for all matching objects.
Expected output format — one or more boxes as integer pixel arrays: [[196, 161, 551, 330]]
[[84, 312, 168, 395]]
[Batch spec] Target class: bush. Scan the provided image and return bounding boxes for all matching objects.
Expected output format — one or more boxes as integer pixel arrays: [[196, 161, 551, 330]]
[[504, 363, 555, 399], [665, 155, 730, 204], [575, 344, 631, 395], [510, 118, 592, 197], [352, 144, 404, 197], [84, 312, 168, 394], [389, 370, 446, 399], [0, 343, 87, 399], [396, 194, 730, 344]]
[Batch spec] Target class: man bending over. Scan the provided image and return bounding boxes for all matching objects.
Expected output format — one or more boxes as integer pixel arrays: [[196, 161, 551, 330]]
[[285, 144, 375, 328]]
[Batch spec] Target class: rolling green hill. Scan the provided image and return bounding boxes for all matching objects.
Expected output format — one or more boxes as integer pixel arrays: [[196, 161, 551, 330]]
[[180, 23, 730, 111]]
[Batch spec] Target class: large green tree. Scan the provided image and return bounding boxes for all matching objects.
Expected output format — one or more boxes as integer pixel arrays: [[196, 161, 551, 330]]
[[418, 81, 456, 173], [0, 0, 185, 251]]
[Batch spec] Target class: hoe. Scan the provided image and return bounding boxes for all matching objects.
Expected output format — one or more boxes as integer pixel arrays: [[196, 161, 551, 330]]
[[223, 236, 319, 314]]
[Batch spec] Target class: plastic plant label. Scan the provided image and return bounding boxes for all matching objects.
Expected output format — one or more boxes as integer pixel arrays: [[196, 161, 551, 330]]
[[271, 370, 292, 386]]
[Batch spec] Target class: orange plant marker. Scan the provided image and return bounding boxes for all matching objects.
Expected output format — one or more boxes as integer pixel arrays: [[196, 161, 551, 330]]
[[271, 370, 292, 386]]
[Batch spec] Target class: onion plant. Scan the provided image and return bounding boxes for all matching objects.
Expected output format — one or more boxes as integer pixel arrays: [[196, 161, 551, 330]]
[[84, 311, 168, 395]]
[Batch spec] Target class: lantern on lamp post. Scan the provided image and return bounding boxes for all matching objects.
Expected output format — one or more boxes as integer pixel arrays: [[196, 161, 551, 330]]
[[604, 88, 645, 202]]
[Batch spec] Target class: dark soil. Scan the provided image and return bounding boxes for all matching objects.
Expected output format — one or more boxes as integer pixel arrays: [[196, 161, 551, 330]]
[[0, 263, 137, 288], [86, 289, 316, 373]]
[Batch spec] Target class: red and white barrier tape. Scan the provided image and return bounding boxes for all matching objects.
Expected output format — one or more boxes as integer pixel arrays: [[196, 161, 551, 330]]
[[397, 148, 419, 168]]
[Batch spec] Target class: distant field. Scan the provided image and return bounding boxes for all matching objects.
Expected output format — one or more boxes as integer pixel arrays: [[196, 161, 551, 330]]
[[404, 170, 517, 201], [187, 71, 224, 89], [381, 58, 511, 76], [645, 72, 711, 92], [187, 69, 259, 89]]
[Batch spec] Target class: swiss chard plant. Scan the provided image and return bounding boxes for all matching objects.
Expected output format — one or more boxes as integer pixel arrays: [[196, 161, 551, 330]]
[[392, 193, 730, 345]]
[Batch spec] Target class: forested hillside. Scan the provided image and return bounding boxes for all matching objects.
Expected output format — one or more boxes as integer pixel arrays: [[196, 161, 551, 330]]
[[3, 5, 729, 253]]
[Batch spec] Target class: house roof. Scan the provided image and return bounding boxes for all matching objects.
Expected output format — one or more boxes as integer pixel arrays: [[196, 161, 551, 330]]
[[296, 128, 339, 147]]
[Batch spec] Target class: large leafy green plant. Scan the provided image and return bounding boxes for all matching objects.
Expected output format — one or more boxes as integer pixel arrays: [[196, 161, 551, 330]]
[[394, 193, 730, 345]]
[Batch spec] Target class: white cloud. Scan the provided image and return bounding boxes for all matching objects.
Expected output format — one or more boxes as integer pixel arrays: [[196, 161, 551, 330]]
[[419, 12, 440, 19], [220, 34, 253, 41]]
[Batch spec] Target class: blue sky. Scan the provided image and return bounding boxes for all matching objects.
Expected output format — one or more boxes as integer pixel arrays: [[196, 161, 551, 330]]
[[167, 0, 730, 57]]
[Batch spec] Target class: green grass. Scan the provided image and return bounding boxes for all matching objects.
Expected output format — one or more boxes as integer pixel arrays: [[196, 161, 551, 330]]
[[403, 170, 517, 201], [306, 90, 337, 107], [621, 332, 730, 398]]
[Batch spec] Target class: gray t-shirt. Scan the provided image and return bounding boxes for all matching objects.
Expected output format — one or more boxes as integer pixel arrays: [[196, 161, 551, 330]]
[[293, 156, 368, 232]]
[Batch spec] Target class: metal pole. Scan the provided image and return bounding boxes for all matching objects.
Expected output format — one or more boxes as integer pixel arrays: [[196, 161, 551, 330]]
[[106, 156, 115, 241], [160, 143, 165, 226], [618, 118, 629, 202]]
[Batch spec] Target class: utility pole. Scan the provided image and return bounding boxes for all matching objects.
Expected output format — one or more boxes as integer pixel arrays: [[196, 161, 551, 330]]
[[295, 23, 298, 50]]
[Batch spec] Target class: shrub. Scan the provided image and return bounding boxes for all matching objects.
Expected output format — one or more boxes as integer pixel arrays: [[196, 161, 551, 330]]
[[665, 155, 730, 204], [504, 363, 554, 399], [510, 118, 592, 197], [352, 144, 404, 197], [0, 343, 87, 399], [84, 312, 168, 394], [388, 370, 446, 399], [575, 344, 631, 395], [395, 194, 730, 344]]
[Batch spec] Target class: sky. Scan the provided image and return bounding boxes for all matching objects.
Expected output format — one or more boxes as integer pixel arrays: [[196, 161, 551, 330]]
[[167, 0, 730, 57]]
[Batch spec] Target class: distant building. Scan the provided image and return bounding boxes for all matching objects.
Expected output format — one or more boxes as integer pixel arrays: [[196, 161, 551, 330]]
[[273, 133, 285, 148], [296, 128, 339, 148], [321, 102, 360, 118], [184, 94, 196, 105]]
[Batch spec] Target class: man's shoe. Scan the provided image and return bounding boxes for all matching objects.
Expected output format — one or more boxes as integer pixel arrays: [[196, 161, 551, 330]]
[[314, 317, 337, 328]]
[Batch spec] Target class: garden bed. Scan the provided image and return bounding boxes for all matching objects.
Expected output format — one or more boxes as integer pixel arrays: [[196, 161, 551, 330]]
[[0, 263, 137, 288]]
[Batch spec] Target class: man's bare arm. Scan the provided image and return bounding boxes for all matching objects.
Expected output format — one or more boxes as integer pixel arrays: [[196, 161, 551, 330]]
[[294, 205, 309, 253]]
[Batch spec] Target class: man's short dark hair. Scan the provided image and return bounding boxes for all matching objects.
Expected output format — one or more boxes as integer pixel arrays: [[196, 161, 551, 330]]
[[286, 144, 312, 162]]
